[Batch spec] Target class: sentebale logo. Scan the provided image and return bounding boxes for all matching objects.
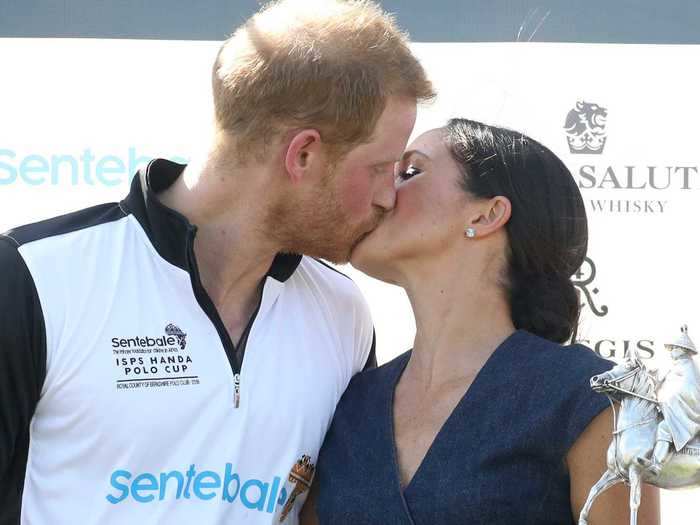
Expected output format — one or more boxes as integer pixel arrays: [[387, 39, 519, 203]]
[[165, 323, 188, 350], [106, 464, 288, 514]]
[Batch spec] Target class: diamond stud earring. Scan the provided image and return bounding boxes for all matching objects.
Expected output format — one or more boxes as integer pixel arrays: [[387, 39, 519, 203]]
[[465, 227, 476, 238]]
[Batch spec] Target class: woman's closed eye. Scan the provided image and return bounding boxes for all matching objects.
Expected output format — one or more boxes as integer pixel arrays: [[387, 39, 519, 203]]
[[396, 165, 423, 182]]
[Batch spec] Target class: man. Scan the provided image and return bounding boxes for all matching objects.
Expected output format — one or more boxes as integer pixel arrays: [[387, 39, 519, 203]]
[[641, 325, 700, 477], [0, 1, 434, 523]]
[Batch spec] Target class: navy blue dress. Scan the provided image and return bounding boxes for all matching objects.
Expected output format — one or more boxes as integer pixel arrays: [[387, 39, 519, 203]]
[[316, 330, 613, 524]]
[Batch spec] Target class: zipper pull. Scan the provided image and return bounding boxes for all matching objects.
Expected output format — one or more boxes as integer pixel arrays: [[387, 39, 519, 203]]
[[233, 373, 241, 408]]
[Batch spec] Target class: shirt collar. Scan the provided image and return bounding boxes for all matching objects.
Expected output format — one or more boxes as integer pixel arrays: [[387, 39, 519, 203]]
[[121, 158, 301, 282]]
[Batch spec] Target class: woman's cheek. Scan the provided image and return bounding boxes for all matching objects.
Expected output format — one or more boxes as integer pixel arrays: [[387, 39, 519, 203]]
[[394, 184, 424, 220]]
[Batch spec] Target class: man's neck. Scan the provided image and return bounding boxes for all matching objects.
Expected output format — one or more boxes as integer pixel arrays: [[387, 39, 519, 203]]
[[157, 151, 281, 336]]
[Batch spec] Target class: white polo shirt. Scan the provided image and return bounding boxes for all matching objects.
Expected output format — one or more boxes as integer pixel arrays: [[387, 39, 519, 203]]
[[0, 159, 375, 525]]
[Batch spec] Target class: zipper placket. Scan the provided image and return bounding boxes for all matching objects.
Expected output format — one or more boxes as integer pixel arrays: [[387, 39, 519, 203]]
[[233, 373, 241, 408], [185, 225, 261, 409], [231, 293, 262, 408]]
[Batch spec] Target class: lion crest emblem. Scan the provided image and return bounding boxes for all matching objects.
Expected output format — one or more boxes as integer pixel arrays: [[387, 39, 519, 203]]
[[564, 101, 608, 154]]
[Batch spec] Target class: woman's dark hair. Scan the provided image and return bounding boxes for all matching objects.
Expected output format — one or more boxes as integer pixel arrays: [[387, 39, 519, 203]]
[[444, 118, 586, 344]]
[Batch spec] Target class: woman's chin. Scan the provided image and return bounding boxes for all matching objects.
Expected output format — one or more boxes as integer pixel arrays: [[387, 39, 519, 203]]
[[349, 233, 395, 281], [348, 235, 375, 271]]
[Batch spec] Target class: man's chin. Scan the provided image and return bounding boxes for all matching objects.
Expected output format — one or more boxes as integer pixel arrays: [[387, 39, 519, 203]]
[[312, 239, 355, 265], [319, 252, 351, 265], [305, 227, 377, 265]]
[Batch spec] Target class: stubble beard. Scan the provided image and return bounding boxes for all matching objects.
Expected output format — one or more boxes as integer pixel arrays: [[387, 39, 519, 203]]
[[267, 171, 376, 264]]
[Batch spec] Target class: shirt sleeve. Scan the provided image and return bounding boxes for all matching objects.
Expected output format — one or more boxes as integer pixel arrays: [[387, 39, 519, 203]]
[[0, 235, 46, 522], [350, 286, 375, 374], [362, 330, 377, 371]]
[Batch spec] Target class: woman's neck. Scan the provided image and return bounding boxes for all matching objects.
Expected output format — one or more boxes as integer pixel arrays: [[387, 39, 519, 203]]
[[400, 254, 515, 390]]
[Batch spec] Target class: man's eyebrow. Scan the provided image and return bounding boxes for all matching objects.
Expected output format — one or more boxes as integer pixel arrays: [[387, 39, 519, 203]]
[[371, 158, 402, 167]]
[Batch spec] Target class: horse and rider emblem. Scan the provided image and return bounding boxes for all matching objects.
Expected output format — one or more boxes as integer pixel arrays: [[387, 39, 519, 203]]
[[579, 325, 700, 525]]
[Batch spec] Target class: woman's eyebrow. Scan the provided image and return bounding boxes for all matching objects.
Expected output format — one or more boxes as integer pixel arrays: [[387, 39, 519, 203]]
[[373, 149, 430, 168], [401, 149, 430, 162]]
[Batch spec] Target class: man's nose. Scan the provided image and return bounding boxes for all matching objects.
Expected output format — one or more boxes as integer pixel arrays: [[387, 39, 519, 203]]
[[373, 173, 397, 211]]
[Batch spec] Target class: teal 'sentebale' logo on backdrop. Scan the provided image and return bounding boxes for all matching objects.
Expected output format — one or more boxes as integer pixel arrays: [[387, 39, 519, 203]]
[[0, 148, 188, 186]]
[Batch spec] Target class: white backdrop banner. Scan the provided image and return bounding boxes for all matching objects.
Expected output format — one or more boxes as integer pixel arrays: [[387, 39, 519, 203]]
[[1, 39, 698, 522]]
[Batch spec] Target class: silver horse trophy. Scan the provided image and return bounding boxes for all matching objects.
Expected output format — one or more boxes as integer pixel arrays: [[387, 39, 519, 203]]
[[579, 325, 700, 525]]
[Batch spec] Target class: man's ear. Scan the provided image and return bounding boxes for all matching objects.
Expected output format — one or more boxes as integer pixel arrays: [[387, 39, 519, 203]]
[[466, 196, 512, 238], [284, 129, 322, 184]]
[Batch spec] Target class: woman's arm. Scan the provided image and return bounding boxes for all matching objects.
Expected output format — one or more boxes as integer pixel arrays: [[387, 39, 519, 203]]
[[567, 406, 660, 524], [299, 482, 320, 525]]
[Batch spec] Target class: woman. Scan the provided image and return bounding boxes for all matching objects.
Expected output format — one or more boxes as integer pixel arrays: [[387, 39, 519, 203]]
[[304, 119, 659, 524]]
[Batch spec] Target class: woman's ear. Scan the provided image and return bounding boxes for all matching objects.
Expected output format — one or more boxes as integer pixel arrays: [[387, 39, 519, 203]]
[[466, 196, 512, 238], [284, 129, 322, 184]]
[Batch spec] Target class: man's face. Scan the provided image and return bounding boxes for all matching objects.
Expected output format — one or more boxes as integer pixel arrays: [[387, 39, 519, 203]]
[[278, 96, 417, 263]]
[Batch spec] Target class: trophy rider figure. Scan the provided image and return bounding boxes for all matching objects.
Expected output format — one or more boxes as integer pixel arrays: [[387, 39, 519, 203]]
[[641, 325, 700, 476]]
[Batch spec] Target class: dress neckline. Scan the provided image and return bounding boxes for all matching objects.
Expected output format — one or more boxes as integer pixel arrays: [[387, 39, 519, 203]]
[[386, 329, 526, 498]]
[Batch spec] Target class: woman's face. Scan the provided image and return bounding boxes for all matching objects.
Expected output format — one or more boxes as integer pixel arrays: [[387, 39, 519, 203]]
[[350, 128, 472, 281]]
